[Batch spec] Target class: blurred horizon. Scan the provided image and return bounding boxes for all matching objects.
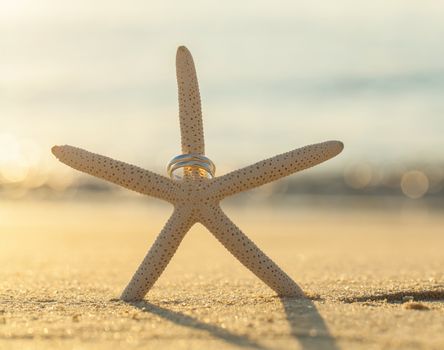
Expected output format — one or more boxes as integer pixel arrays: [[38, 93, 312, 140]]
[[1, 0, 443, 206]]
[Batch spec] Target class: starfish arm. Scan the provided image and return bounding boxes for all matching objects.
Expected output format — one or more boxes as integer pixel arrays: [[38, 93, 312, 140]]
[[176, 46, 205, 155], [200, 206, 303, 297], [121, 206, 194, 301], [211, 140, 343, 198], [51, 145, 178, 203]]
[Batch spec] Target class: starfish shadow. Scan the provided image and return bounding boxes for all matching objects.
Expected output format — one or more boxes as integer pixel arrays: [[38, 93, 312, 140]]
[[279, 296, 339, 350], [129, 301, 270, 350]]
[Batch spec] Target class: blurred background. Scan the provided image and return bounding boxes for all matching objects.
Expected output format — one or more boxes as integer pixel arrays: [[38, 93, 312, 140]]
[[1, 0, 443, 214]]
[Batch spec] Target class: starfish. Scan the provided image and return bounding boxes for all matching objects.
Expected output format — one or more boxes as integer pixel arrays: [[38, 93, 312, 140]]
[[52, 46, 343, 301]]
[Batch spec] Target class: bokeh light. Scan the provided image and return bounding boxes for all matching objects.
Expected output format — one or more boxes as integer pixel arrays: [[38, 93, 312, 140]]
[[343, 163, 373, 189], [400, 170, 429, 199]]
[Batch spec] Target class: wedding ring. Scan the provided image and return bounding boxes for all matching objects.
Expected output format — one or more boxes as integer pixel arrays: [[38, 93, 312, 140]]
[[167, 154, 216, 179]]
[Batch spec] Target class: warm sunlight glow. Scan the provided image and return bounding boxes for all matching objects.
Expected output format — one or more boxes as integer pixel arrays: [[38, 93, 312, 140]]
[[1, 162, 28, 183], [0, 134, 27, 183], [0, 134, 41, 185], [0, 133, 21, 163]]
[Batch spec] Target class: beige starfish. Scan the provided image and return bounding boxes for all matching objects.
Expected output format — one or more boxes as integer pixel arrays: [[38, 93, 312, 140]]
[[52, 46, 343, 301]]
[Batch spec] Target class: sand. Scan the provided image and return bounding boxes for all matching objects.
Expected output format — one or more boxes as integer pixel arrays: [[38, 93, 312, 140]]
[[1, 199, 443, 349]]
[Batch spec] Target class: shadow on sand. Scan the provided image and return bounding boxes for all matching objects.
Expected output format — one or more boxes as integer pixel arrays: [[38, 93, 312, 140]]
[[130, 301, 269, 350], [279, 296, 339, 350], [127, 294, 338, 350]]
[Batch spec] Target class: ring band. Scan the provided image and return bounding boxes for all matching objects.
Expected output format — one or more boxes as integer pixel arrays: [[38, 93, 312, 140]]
[[167, 154, 216, 179]]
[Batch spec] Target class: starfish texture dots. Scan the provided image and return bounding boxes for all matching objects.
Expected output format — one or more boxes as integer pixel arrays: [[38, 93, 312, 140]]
[[52, 46, 344, 301]]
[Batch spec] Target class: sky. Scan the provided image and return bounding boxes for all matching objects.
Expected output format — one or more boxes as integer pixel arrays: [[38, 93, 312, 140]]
[[1, 0, 443, 180]]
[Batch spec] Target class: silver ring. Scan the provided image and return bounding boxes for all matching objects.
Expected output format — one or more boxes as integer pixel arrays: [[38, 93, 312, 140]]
[[167, 154, 216, 179]]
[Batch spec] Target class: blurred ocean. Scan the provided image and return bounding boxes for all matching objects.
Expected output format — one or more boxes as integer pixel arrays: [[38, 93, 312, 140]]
[[1, 0, 443, 203]]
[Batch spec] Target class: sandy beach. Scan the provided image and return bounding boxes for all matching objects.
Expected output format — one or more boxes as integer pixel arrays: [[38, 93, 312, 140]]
[[1, 199, 443, 350]]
